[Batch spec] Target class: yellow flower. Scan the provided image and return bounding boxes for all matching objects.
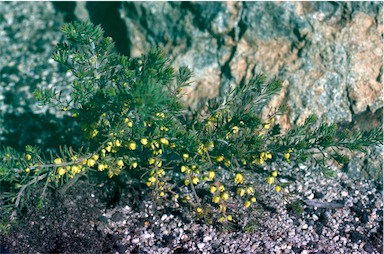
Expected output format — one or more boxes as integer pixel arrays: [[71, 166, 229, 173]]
[[196, 207, 203, 213], [159, 191, 165, 197], [218, 184, 225, 192], [90, 129, 98, 138], [57, 167, 66, 176], [25, 154, 32, 161], [232, 126, 239, 134], [234, 173, 244, 184], [105, 145, 112, 153], [117, 160, 124, 168], [156, 112, 165, 118], [219, 204, 226, 213], [160, 125, 169, 131], [92, 154, 99, 161], [221, 192, 229, 201], [54, 158, 62, 164], [227, 215, 233, 221], [284, 152, 290, 160], [114, 139, 122, 147], [263, 120, 271, 129], [254, 158, 264, 165], [210, 185, 217, 193], [266, 176, 275, 184], [224, 160, 231, 167], [146, 181, 152, 187], [237, 188, 246, 197], [25, 168, 30, 173], [123, 118, 133, 127], [208, 141, 214, 148], [212, 196, 220, 203], [148, 158, 155, 165], [192, 176, 199, 185], [151, 141, 159, 149], [207, 171, 215, 180], [159, 137, 169, 145], [71, 165, 80, 174], [275, 185, 282, 192], [183, 153, 189, 161], [219, 216, 225, 223], [87, 159, 96, 167], [180, 165, 188, 173], [98, 164, 106, 171], [250, 197, 256, 203], [148, 176, 156, 183], [140, 138, 148, 146], [156, 160, 163, 167], [216, 155, 224, 162], [158, 168, 165, 177], [271, 171, 278, 177], [244, 201, 251, 208], [108, 171, 114, 178], [128, 141, 137, 151], [247, 186, 254, 194], [131, 161, 138, 169], [184, 179, 190, 186]]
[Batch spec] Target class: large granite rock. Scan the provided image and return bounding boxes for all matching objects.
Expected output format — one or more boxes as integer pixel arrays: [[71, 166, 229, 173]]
[[119, 1, 383, 129]]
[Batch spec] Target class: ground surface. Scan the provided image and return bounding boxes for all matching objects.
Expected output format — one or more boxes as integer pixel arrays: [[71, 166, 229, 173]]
[[1, 160, 383, 254]]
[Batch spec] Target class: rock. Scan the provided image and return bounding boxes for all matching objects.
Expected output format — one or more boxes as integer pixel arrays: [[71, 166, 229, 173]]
[[349, 231, 364, 243], [203, 235, 212, 242], [131, 238, 140, 244], [197, 242, 205, 250]]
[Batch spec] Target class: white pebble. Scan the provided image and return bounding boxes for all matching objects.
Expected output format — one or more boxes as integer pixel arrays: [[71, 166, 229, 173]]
[[161, 214, 167, 221], [197, 242, 205, 250], [203, 236, 212, 242], [131, 238, 140, 244], [140, 232, 151, 240], [307, 193, 315, 200], [301, 224, 308, 230], [341, 191, 348, 197]]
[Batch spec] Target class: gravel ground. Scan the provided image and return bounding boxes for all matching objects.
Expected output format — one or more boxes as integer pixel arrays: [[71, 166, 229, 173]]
[[95, 160, 383, 254]]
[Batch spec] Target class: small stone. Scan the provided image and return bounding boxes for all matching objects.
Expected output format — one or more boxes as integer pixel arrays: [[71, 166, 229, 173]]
[[197, 242, 205, 250], [301, 224, 308, 230], [288, 230, 295, 237], [131, 238, 140, 244], [161, 214, 168, 221], [341, 191, 348, 197], [141, 232, 151, 240], [301, 250, 309, 254], [203, 236, 212, 242], [307, 193, 315, 200]]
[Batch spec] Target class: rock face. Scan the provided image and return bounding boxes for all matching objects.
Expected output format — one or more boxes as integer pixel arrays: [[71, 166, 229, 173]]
[[118, 1, 383, 128], [2, 2, 381, 128]]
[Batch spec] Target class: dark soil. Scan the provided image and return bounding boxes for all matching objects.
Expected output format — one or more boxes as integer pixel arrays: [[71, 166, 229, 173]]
[[1, 175, 130, 254]]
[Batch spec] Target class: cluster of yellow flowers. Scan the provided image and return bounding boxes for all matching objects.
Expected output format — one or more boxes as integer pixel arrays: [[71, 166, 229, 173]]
[[23, 106, 289, 223], [266, 170, 282, 192], [252, 151, 272, 165]]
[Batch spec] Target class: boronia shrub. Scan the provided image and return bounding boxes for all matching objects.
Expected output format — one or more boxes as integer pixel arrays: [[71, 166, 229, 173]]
[[0, 22, 382, 230]]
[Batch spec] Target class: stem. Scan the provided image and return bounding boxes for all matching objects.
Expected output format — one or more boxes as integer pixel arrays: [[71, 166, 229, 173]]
[[188, 174, 201, 207]]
